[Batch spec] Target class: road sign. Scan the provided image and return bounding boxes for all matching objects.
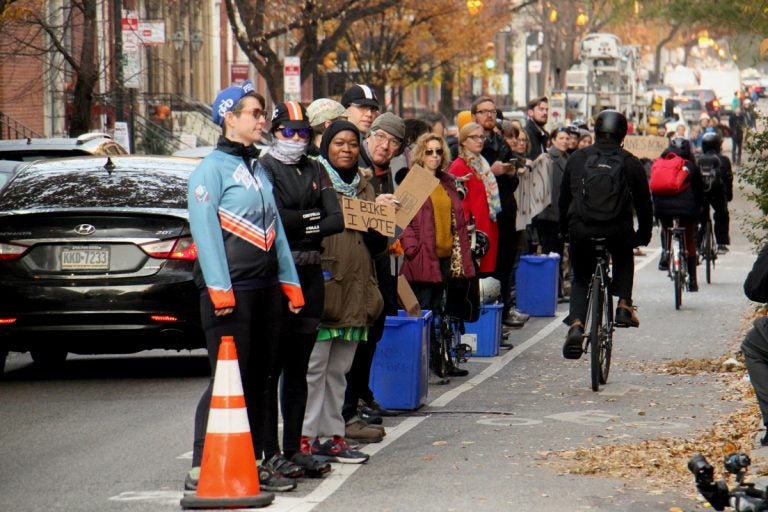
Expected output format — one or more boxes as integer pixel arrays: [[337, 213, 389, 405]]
[[284, 56, 301, 101], [231, 64, 249, 84], [136, 21, 165, 45]]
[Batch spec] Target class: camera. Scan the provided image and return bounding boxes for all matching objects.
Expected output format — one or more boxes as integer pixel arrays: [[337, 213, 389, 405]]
[[507, 153, 526, 169]]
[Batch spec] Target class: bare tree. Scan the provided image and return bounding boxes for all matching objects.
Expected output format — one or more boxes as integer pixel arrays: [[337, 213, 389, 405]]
[[1, 0, 101, 136], [224, 0, 399, 103]]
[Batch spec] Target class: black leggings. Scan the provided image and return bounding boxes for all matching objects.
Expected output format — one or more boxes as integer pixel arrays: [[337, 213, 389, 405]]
[[192, 286, 282, 467], [263, 265, 325, 459], [567, 234, 633, 326]]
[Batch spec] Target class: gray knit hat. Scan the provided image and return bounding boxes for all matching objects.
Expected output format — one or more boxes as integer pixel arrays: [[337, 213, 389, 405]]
[[370, 112, 405, 141]]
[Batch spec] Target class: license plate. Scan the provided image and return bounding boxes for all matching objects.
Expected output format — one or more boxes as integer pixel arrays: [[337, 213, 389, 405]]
[[61, 247, 110, 270]]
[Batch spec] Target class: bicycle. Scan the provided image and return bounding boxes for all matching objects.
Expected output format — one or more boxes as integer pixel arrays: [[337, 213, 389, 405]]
[[699, 208, 717, 285], [579, 237, 614, 392], [430, 305, 472, 379], [666, 218, 689, 310], [689, 452, 768, 511]]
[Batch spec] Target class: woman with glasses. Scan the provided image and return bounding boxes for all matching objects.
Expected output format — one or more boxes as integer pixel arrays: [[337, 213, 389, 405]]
[[258, 102, 345, 482], [448, 122, 501, 275], [186, 84, 305, 493], [401, 133, 476, 380]]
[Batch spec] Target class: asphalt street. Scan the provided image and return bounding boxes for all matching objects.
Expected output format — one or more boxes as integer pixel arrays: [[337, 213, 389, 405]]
[[0, 172, 761, 512]]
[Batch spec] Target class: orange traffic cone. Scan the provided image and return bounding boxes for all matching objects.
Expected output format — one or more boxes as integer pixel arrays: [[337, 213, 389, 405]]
[[181, 336, 274, 509]]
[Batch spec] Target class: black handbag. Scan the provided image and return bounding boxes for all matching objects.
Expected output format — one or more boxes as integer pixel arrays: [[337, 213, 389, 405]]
[[444, 276, 480, 323]]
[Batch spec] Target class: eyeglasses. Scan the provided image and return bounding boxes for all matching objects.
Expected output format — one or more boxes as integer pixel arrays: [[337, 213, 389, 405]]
[[372, 131, 402, 149], [424, 148, 444, 156], [466, 134, 487, 142], [239, 108, 266, 120], [475, 109, 496, 116], [350, 103, 379, 114], [278, 126, 312, 139]]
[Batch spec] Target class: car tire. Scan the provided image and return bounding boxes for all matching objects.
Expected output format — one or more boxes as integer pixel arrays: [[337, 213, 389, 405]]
[[30, 349, 67, 368], [0, 349, 7, 375]]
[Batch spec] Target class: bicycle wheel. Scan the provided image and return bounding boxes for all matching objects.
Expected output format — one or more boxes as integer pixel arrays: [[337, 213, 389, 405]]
[[703, 221, 713, 284], [431, 316, 449, 378], [599, 285, 613, 385], [672, 237, 683, 310], [589, 272, 604, 392]]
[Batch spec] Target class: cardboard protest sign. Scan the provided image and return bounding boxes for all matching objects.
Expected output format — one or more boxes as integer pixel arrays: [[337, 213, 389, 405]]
[[393, 164, 440, 229], [513, 155, 552, 231], [623, 135, 668, 160], [397, 275, 421, 317], [341, 196, 397, 237]]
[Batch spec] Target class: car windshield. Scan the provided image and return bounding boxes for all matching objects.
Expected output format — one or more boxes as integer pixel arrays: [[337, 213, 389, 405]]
[[0, 159, 191, 211], [677, 98, 703, 110], [684, 90, 715, 101]]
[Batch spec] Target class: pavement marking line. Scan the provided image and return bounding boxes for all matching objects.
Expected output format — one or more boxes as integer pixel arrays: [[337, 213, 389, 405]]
[[428, 313, 567, 407], [274, 417, 427, 512], [248, 251, 660, 511]]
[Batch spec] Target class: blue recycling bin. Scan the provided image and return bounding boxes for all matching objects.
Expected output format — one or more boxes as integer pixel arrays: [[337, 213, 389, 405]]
[[516, 254, 560, 316], [369, 309, 432, 410]]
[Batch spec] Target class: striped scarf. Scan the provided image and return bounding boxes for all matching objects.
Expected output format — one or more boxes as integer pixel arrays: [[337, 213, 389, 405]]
[[465, 152, 502, 221]]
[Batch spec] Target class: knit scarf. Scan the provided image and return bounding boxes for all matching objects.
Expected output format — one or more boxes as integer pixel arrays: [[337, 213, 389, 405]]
[[465, 152, 501, 221], [317, 155, 360, 197]]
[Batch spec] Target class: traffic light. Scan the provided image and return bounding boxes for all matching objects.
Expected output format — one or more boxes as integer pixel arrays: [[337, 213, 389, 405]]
[[466, 0, 482, 15], [484, 42, 495, 70]]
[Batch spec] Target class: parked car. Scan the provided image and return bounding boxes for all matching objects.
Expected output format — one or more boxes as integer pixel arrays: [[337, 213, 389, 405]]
[[681, 89, 721, 117], [0, 133, 128, 161], [0, 155, 204, 372]]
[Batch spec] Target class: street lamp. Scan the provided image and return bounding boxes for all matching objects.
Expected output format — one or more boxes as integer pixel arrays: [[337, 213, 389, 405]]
[[190, 31, 204, 53], [171, 31, 185, 51]]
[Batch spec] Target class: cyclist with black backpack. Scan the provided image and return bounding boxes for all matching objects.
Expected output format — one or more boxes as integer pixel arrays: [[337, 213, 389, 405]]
[[696, 132, 733, 254], [559, 110, 653, 359]]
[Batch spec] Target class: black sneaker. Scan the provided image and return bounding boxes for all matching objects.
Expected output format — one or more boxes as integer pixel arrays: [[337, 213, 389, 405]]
[[289, 452, 332, 478], [258, 464, 297, 492], [314, 436, 369, 464], [658, 251, 669, 271], [366, 400, 399, 417], [562, 324, 584, 359], [184, 466, 200, 491], [446, 364, 469, 377], [358, 406, 383, 425], [263, 453, 304, 479], [717, 245, 729, 255]]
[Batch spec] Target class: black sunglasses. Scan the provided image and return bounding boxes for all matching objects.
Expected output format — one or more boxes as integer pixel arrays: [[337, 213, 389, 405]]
[[279, 127, 311, 139], [424, 148, 444, 156]]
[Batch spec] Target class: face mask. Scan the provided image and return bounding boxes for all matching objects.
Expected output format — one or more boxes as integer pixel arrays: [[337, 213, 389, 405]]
[[268, 138, 308, 164]]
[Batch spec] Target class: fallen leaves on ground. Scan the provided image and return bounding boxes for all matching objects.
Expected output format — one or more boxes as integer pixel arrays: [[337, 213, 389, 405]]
[[544, 354, 766, 502]]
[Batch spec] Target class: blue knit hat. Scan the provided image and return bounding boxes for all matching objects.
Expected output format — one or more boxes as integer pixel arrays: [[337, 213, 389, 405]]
[[212, 80, 256, 126]]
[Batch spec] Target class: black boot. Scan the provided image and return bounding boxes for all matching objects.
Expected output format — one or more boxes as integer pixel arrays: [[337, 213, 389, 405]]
[[658, 251, 669, 271], [687, 256, 698, 292]]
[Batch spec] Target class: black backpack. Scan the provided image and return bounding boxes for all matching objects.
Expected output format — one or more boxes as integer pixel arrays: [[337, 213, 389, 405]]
[[696, 153, 722, 192], [574, 149, 631, 223]]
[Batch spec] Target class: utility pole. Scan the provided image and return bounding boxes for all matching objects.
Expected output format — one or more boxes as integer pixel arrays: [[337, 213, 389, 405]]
[[113, 0, 124, 122]]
